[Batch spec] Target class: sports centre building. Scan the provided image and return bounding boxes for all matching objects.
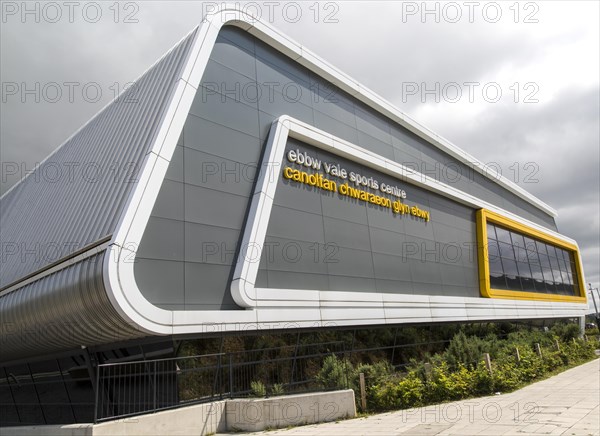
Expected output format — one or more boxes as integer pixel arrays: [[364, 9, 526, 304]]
[[0, 7, 588, 426]]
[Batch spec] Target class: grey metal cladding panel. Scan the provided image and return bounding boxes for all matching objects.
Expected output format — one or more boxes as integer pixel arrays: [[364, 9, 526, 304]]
[[357, 132, 395, 160], [312, 110, 359, 145], [311, 87, 357, 128], [185, 262, 239, 309], [166, 145, 184, 183], [263, 236, 329, 275], [258, 93, 314, 128], [413, 282, 446, 296], [184, 115, 263, 164], [267, 205, 325, 243], [185, 222, 240, 265], [0, 251, 144, 362], [211, 27, 257, 76], [0, 28, 198, 288], [134, 257, 185, 305], [254, 36, 311, 86], [184, 147, 257, 198], [136, 217, 184, 262], [372, 253, 412, 282], [326, 247, 375, 279], [431, 222, 461, 245], [255, 268, 269, 287], [189, 89, 261, 137], [255, 58, 314, 107], [321, 194, 369, 225], [151, 179, 184, 221], [202, 58, 255, 88], [366, 206, 407, 234], [402, 217, 435, 241], [376, 278, 414, 294], [438, 262, 469, 287], [184, 185, 248, 230], [323, 217, 371, 251], [329, 275, 377, 293], [266, 270, 330, 290], [369, 228, 410, 259], [354, 105, 392, 145], [275, 178, 324, 215]]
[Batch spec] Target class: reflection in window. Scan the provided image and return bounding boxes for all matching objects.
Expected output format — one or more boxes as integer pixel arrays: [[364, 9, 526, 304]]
[[487, 223, 577, 296]]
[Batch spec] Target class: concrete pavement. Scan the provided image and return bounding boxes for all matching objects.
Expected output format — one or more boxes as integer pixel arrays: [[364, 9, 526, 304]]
[[243, 358, 600, 436]]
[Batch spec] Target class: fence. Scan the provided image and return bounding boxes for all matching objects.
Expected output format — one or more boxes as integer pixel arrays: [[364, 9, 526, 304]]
[[94, 341, 348, 422]]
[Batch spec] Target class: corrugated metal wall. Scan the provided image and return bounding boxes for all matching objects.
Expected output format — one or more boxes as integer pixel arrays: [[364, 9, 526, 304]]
[[0, 251, 143, 360], [0, 28, 199, 361]]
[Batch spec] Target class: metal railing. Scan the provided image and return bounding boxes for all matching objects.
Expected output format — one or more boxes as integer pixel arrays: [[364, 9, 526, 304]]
[[94, 341, 347, 422]]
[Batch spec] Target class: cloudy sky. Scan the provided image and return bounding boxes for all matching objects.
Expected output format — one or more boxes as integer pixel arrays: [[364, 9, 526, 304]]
[[1, 1, 598, 302]]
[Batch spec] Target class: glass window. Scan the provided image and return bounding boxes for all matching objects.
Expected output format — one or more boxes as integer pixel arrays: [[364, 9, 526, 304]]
[[529, 263, 544, 281], [553, 268, 564, 285], [517, 261, 532, 279], [510, 232, 526, 249], [495, 227, 512, 244], [490, 272, 509, 290], [505, 275, 523, 291], [486, 223, 578, 297], [487, 239, 500, 261], [520, 276, 536, 292], [571, 264, 579, 288], [524, 237, 537, 253], [514, 246, 528, 263], [548, 250, 559, 268], [489, 255, 504, 275], [501, 258, 519, 277], [538, 252, 551, 269], [542, 268, 556, 293], [498, 242, 516, 261], [487, 224, 497, 240], [558, 257, 569, 275]]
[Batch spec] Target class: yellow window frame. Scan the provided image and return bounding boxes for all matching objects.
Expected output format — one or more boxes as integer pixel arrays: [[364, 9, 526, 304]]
[[476, 209, 587, 303]]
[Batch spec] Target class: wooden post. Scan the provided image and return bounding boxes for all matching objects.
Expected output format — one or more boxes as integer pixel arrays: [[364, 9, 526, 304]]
[[484, 353, 492, 375], [515, 347, 521, 363], [359, 372, 367, 412], [535, 343, 543, 358], [554, 339, 560, 351], [424, 363, 432, 380]]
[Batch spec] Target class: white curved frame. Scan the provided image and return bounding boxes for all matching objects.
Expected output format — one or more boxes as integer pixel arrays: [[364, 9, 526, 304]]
[[103, 6, 586, 336]]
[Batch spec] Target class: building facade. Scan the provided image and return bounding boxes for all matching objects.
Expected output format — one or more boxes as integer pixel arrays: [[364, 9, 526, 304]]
[[0, 7, 588, 426]]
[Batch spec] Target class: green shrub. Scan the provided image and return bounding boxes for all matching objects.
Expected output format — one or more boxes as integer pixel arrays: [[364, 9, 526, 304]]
[[355, 360, 393, 384], [551, 323, 581, 342], [317, 354, 354, 390], [250, 380, 266, 397], [396, 373, 425, 408], [316, 324, 598, 414], [270, 383, 285, 396], [492, 359, 521, 392], [370, 372, 424, 410], [354, 360, 394, 407], [471, 361, 494, 395], [442, 331, 498, 369]]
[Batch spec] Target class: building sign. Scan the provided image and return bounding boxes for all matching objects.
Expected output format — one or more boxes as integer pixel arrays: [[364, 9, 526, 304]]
[[283, 149, 431, 222]]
